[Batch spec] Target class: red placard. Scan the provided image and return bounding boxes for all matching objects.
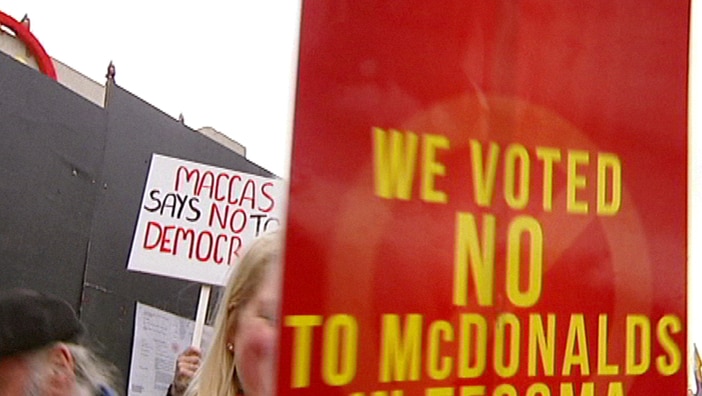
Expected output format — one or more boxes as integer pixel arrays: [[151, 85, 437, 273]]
[[280, 2, 689, 395]]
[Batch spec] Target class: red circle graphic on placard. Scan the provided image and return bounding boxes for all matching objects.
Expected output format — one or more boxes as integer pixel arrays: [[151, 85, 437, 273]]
[[324, 94, 653, 391]]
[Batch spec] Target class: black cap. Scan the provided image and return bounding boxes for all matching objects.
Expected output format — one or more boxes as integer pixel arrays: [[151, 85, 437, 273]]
[[0, 288, 85, 358]]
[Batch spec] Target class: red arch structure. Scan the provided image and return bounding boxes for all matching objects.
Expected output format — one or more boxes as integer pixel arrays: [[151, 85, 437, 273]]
[[0, 11, 57, 80]]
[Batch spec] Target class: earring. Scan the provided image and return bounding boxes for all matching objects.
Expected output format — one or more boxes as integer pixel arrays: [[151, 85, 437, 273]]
[[226, 342, 234, 353]]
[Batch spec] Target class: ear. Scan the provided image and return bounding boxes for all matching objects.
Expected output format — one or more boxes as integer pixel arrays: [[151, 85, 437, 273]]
[[225, 314, 237, 351], [48, 343, 75, 373], [42, 343, 77, 394], [225, 327, 236, 353]]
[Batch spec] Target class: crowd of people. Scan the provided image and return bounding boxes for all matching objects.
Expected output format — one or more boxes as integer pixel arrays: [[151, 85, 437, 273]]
[[1, 230, 698, 395], [0, 231, 281, 396]]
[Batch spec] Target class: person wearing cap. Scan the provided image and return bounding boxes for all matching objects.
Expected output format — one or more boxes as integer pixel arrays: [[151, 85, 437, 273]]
[[0, 288, 120, 395]]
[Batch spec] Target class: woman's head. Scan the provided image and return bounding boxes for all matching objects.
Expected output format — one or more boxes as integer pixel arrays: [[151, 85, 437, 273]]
[[186, 231, 282, 396], [227, 245, 281, 395]]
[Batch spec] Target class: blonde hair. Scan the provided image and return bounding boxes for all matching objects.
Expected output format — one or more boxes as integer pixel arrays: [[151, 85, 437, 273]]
[[185, 231, 282, 396]]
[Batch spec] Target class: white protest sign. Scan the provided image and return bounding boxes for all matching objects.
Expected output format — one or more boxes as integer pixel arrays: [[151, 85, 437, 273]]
[[128, 302, 213, 395], [127, 153, 286, 285]]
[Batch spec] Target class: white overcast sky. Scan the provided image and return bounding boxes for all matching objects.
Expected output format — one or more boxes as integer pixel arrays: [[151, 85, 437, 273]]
[[2, 0, 701, 388], [2, 1, 301, 178]]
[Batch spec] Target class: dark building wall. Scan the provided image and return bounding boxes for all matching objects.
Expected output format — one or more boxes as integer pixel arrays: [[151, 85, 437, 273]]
[[0, 52, 106, 310], [0, 52, 276, 390]]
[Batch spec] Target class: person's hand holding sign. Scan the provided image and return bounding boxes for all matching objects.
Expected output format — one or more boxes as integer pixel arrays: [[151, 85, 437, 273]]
[[167, 346, 201, 396]]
